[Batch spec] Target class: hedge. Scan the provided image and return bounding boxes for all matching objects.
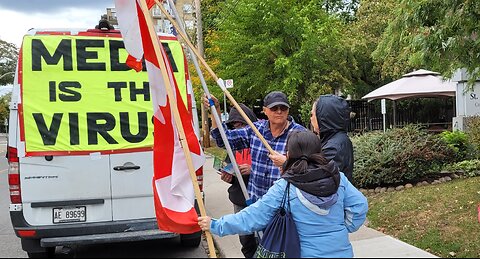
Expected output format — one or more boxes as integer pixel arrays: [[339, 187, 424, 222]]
[[352, 125, 455, 188]]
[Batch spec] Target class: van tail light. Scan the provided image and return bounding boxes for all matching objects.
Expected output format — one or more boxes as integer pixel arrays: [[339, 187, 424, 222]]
[[196, 167, 203, 192], [8, 146, 21, 204], [8, 146, 19, 163], [17, 230, 37, 238]]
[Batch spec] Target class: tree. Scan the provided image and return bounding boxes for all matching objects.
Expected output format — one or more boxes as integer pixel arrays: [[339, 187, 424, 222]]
[[210, 0, 356, 123], [200, 0, 225, 49], [322, 0, 360, 23], [344, 0, 398, 97], [0, 92, 11, 132], [0, 39, 18, 85], [373, 0, 480, 82]]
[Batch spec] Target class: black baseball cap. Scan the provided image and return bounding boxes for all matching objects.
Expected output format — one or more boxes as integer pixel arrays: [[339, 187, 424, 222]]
[[263, 91, 290, 108]]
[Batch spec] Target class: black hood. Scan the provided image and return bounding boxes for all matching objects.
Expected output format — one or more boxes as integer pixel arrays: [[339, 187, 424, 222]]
[[282, 160, 340, 197], [226, 103, 258, 127], [315, 94, 351, 141]]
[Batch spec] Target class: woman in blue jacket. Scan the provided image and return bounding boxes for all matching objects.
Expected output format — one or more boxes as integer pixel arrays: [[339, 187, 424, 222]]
[[199, 131, 368, 258]]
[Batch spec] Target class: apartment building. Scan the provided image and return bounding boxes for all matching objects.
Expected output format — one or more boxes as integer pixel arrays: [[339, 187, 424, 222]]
[[102, 1, 196, 35]]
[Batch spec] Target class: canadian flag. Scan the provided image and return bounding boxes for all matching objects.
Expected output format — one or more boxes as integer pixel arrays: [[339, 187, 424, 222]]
[[115, 0, 205, 234]]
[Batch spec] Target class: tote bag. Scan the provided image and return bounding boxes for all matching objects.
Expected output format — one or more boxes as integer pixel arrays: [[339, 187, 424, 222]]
[[254, 183, 301, 258]]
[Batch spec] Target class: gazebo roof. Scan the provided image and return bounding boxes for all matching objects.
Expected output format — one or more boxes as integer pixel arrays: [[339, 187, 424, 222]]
[[362, 69, 456, 101]]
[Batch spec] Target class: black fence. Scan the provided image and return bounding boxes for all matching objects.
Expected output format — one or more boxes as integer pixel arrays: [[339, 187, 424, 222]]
[[347, 100, 382, 133], [347, 98, 454, 134]]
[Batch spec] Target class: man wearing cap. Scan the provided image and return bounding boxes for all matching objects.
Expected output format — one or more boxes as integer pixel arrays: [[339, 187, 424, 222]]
[[205, 91, 306, 204], [269, 94, 354, 182]]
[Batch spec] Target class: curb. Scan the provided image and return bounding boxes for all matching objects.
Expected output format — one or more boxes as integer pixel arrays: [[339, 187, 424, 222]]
[[211, 236, 225, 258], [202, 234, 225, 258]]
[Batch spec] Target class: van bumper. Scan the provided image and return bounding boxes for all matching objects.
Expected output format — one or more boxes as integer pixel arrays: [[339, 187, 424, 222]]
[[41, 229, 177, 247], [10, 211, 178, 247]]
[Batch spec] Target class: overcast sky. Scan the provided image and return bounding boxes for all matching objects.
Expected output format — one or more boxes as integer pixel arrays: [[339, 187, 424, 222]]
[[0, 0, 114, 47]]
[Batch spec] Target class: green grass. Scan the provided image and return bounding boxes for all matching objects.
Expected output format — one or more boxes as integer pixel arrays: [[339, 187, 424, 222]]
[[205, 145, 480, 257], [366, 177, 480, 258], [204, 146, 227, 159]]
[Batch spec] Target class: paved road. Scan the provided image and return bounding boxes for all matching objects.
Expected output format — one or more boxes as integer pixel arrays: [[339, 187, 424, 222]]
[[0, 135, 208, 258], [0, 136, 25, 258]]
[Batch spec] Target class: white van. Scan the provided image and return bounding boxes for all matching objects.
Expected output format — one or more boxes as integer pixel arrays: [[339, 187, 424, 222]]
[[7, 27, 203, 258]]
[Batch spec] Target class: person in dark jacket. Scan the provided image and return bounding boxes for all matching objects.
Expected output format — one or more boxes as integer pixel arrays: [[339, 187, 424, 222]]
[[269, 94, 354, 182], [311, 94, 354, 181], [216, 103, 259, 258]]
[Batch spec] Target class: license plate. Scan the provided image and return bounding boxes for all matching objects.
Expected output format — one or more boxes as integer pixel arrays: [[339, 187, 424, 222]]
[[53, 206, 86, 224]]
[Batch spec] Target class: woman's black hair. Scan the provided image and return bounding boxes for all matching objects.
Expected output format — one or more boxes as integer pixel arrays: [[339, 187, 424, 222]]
[[282, 131, 328, 173]]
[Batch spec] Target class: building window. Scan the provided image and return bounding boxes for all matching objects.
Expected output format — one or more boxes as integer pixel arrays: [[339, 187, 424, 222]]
[[183, 4, 194, 14], [152, 6, 161, 16]]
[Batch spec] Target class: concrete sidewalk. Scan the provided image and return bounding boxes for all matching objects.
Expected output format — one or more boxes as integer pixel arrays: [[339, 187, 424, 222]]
[[203, 155, 437, 258]]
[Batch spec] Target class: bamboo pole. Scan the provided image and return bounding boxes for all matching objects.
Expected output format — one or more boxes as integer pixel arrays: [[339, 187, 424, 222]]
[[154, 0, 275, 155], [137, 1, 217, 257], [164, 0, 250, 202]]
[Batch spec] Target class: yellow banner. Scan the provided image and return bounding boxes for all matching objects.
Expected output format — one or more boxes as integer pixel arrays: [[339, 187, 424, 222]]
[[21, 35, 187, 155]]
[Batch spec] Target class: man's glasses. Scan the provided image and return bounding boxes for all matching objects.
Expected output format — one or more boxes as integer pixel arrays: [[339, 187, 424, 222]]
[[270, 105, 289, 112]]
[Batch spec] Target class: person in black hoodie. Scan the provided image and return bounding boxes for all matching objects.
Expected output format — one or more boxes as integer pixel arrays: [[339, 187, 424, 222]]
[[311, 94, 354, 181], [216, 103, 259, 258], [269, 94, 354, 182]]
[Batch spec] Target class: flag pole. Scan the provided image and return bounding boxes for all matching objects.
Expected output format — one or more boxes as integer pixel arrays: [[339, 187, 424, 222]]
[[137, 1, 217, 257], [163, 0, 250, 203], [154, 0, 275, 155]]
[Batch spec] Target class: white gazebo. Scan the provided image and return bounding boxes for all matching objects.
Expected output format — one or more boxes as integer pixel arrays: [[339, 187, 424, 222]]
[[362, 69, 456, 128], [363, 69, 456, 101]]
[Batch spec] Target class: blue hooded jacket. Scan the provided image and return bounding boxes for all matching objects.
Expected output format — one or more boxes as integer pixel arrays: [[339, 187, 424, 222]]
[[209, 173, 368, 258]]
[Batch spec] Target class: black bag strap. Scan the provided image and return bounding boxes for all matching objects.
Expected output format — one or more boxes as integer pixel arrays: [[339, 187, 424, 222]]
[[280, 182, 291, 212]]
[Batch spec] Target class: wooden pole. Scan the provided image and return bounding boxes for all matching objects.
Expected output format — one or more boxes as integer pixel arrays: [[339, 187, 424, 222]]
[[154, 0, 275, 154], [194, 0, 205, 58], [137, 1, 217, 257], [192, 0, 210, 148], [201, 100, 210, 148]]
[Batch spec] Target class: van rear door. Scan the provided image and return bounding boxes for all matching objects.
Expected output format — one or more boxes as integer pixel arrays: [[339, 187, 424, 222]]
[[110, 151, 155, 221], [20, 155, 113, 225]]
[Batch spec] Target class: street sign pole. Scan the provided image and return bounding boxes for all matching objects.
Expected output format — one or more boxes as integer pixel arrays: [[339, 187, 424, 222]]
[[223, 92, 227, 122], [223, 79, 234, 122], [381, 99, 386, 132]]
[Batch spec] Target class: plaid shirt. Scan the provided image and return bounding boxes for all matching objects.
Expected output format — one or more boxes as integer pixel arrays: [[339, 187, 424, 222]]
[[211, 119, 306, 202]]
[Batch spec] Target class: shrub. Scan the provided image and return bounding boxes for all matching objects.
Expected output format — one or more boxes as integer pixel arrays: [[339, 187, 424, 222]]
[[444, 159, 480, 177], [440, 130, 475, 161], [352, 125, 455, 188], [465, 116, 480, 157]]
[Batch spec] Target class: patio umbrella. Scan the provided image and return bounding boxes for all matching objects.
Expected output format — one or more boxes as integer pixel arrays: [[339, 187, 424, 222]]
[[362, 69, 456, 101], [362, 69, 456, 128]]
